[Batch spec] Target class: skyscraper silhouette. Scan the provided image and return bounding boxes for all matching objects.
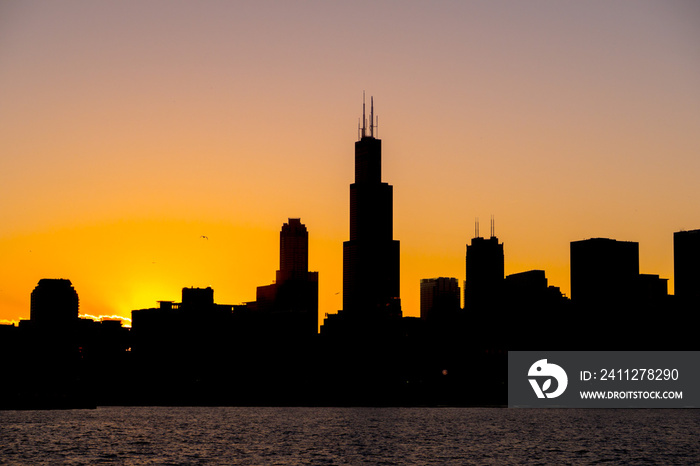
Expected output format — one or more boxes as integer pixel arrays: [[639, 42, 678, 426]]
[[464, 218, 504, 311], [279, 218, 310, 283], [342, 96, 401, 316], [570, 237, 639, 306], [257, 218, 319, 336], [30, 279, 79, 325], [674, 229, 700, 302]]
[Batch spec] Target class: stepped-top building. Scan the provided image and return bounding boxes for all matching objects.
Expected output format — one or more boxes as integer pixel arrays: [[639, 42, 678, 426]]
[[30, 278, 79, 325], [342, 96, 401, 317]]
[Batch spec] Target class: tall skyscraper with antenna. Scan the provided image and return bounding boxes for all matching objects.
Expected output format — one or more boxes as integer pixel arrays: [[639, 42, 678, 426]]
[[342, 95, 401, 317], [464, 216, 504, 311]]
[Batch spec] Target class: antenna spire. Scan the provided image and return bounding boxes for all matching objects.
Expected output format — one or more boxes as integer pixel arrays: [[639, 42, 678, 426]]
[[358, 92, 379, 139], [370, 96, 374, 138], [475, 218, 479, 238], [362, 91, 366, 138], [491, 215, 495, 238]]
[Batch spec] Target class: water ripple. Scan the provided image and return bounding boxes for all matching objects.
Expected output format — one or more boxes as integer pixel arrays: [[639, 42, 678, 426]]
[[0, 407, 699, 464]]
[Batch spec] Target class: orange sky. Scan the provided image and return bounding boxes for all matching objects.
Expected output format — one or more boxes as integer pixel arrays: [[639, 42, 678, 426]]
[[1, 1, 699, 327]]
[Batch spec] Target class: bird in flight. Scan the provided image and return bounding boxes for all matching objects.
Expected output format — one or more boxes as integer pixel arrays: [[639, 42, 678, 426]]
[[200, 235, 209, 240]]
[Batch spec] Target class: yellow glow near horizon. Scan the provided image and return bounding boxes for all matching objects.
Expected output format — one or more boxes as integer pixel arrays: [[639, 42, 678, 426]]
[[0, 218, 348, 328], [1, 2, 698, 327]]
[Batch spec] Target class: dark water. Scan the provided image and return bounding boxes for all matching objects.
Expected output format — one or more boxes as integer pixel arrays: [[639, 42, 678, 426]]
[[1, 407, 699, 465]]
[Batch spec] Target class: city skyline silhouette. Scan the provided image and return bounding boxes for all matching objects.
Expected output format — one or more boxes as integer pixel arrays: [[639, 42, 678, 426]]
[[2, 9, 700, 466], [1, 96, 697, 408], [2, 3, 699, 328], [2, 95, 695, 330], [1, 92, 695, 328]]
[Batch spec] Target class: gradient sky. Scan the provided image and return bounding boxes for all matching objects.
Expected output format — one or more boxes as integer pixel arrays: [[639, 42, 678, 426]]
[[1, 1, 699, 326]]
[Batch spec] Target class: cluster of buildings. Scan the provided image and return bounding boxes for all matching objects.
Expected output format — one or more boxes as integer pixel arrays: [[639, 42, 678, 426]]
[[419, 230, 698, 349], [1, 98, 698, 407], [420, 231, 700, 323]]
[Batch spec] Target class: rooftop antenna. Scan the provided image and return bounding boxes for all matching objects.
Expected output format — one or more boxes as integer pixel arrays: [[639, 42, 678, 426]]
[[491, 215, 495, 238], [475, 218, 480, 238], [370, 96, 374, 138], [361, 91, 366, 138]]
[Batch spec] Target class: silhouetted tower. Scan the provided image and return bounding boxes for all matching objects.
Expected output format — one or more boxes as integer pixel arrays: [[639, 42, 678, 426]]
[[343, 95, 401, 316], [257, 218, 319, 335], [30, 279, 79, 325], [464, 217, 504, 311], [278, 218, 309, 283], [570, 237, 639, 306], [674, 229, 700, 301]]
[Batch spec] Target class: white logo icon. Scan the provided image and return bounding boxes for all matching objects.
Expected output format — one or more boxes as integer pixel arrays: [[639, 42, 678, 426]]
[[528, 359, 568, 399]]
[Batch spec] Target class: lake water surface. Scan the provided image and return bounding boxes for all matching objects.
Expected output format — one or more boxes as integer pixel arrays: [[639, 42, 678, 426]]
[[1, 407, 699, 464]]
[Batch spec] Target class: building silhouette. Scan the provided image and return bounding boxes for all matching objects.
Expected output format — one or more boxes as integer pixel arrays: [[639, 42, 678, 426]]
[[317, 97, 413, 403], [10, 101, 698, 408], [637, 274, 669, 300], [570, 237, 639, 306], [2, 279, 133, 409], [342, 96, 401, 317], [131, 286, 239, 338], [504, 270, 566, 304], [30, 278, 79, 325], [464, 218, 504, 312], [256, 218, 319, 336], [674, 229, 700, 302], [130, 286, 253, 404], [502, 270, 570, 348], [280, 218, 309, 281], [131, 286, 240, 366], [569, 237, 674, 347], [420, 277, 460, 322]]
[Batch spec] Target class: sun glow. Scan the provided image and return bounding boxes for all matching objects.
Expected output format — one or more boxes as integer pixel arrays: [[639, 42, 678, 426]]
[[1, 2, 698, 327]]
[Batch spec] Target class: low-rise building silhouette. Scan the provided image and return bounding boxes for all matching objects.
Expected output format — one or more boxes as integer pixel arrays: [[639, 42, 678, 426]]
[[504, 270, 565, 304], [420, 277, 460, 322], [637, 274, 669, 301]]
